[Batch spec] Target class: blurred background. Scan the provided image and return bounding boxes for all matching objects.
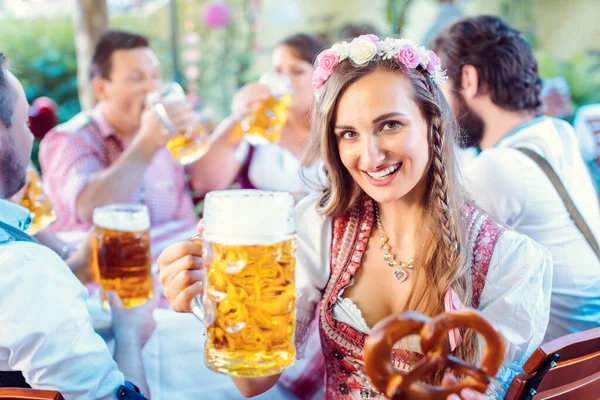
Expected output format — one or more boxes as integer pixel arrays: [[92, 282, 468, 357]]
[[1, 0, 599, 149]]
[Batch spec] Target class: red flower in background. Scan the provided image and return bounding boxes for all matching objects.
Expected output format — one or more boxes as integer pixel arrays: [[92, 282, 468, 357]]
[[28, 97, 57, 140]]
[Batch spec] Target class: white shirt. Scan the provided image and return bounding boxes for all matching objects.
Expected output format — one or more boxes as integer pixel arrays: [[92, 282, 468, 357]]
[[294, 194, 552, 396], [0, 200, 124, 399], [574, 103, 600, 162], [464, 116, 600, 342], [235, 140, 326, 196]]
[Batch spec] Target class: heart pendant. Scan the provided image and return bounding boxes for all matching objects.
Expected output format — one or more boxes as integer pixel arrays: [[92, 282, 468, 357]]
[[393, 267, 407, 283]]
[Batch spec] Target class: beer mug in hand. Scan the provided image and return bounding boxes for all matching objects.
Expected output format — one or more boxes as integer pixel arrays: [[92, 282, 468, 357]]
[[92, 204, 153, 310], [13, 164, 57, 235], [147, 82, 209, 165], [194, 190, 296, 377], [241, 73, 293, 145]]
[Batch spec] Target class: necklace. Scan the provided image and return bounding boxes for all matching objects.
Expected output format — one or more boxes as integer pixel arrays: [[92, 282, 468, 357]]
[[374, 204, 414, 283]]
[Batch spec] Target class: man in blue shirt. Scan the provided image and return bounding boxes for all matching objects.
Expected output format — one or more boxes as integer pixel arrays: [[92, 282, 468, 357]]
[[0, 53, 151, 399]]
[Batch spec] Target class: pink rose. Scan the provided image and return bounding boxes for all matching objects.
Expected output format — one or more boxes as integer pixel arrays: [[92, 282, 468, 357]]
[[397, 45, 420, 69], [312, 70, 326, 90], [426, 49, 441, 72], [359, 34, 379, 44], [317, 50, 340, 75]]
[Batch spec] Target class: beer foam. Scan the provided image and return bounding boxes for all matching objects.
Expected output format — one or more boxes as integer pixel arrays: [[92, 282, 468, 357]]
[[93, 204, 150, 232], [203, 190, 294, 245]]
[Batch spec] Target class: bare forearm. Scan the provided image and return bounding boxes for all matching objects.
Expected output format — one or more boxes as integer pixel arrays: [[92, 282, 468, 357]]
[[76, 140, 156, 222], [231, 374, 280, 398], [189, 116, 245, 195], [114, 340, 151, 399]]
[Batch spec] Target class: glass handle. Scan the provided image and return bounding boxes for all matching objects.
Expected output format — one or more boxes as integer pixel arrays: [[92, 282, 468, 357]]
[[191, 294, 204, 323]]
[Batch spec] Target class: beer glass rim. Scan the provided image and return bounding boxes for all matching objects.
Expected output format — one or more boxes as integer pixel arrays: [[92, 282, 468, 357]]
[[204, 189, 292, 200], [258, 73, 293, 96], [93, 203, 150, 232], [94, 203, 149, 215], [146, 82, 186, 105], [203, 190, 295, 244]]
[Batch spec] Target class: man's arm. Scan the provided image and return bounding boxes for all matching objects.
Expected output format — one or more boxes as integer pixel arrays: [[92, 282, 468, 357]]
[[188, 116, 245, 195], [188, 82, 271, 195], [76, 108, 173, 223], [109, 290, 159, 399], [76, 135, 159, 222]]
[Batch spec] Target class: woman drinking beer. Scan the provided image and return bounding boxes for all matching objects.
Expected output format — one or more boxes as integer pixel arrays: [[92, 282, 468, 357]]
[[158, 35, 553, 399], [191, 33, 327, 201]]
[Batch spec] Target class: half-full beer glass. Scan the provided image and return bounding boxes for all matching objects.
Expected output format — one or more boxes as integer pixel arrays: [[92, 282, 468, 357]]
[[93, 204, 153, 310], [17, 165, 57, 235], [241, 73, 293, 145], [147, 82, 209, 165], [196, 190, 296, 377]]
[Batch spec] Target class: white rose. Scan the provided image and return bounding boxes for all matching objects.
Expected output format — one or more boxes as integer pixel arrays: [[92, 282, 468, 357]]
[[348, 38, 377, 65], [331, 42, 350, 62]]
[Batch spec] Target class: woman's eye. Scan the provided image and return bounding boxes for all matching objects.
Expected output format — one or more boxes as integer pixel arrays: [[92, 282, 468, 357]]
[[382, 121, 401, 131], [340, 131, 358, 140]]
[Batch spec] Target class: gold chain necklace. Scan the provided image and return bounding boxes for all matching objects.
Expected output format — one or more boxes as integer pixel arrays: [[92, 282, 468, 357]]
[[374, 204, 413, 283]]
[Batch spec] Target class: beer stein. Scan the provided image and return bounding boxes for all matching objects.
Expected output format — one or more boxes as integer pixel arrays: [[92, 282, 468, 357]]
[[147, 82, 210, 165], [193, 190, 297, 377], [241, 73, 293, 145], [92, 204, 153, 309], [13, 164, 57, 235]]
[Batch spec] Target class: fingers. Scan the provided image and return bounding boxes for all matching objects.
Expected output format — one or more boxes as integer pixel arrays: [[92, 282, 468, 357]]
[[196, 219, 204, 234], [145, 285, 162, 309], [162, 268, 204, 305], [157, 241, 203, 286], [442, 372, 459, 387], [107, 290, 123, 309], [232, 83, 271, 119], [459, 389, 484, 400], [172, 281, 203, 312]]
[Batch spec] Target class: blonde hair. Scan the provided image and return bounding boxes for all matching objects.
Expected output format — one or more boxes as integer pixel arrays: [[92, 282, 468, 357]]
[[304, 57, 478, 378]]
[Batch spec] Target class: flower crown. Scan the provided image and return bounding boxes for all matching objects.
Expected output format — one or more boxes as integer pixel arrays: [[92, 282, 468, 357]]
[[312, 35, 447, 97]]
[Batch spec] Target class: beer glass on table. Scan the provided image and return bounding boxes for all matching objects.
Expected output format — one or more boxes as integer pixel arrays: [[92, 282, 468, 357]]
[[92, 204, 153, 310], [241, 73, 293, 145], [14, 164, 57, 235], [147, 82, 209, 165], [193, 190, 297, 377]]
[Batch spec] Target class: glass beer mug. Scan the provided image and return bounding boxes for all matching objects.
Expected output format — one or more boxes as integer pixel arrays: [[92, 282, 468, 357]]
[[147, 82, 210, 165], [92, 204, 153, 310], [241, 73, 293, 145], [194, 190, 297, 377], [14, 164, 57, 235]]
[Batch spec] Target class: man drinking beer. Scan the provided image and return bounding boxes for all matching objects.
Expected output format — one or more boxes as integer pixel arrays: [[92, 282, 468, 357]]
[[40, 30, 209, 232], [0, 52, 153, 399]]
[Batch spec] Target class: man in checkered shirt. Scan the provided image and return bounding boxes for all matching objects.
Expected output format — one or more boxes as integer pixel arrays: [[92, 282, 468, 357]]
[[40, 30, 206, 232]]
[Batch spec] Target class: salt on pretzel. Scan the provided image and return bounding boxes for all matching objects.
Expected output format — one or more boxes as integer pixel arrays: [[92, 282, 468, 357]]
[[364, 309, 505, 399]]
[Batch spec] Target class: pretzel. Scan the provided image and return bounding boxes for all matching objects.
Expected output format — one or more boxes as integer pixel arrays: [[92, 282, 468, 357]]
[[364, 309, 505, 400]]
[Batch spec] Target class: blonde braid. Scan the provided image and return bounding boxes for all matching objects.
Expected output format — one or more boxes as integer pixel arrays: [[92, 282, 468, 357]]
[[430, 117, 461, 271]]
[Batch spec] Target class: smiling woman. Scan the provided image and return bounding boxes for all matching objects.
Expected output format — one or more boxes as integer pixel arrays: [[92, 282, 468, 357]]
[[158, 35, 553, 400]]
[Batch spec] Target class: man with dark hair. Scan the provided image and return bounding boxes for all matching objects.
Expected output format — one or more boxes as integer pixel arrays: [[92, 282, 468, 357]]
[[40, 30, 201, 232], [1, 53, 154, 398], [433, 16, 600, 341]]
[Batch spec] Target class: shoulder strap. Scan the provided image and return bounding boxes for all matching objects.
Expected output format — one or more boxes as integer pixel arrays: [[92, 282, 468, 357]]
[[516, 147, 600, 261], [235, 144, 257, 190], [0, 220, 37, 243]]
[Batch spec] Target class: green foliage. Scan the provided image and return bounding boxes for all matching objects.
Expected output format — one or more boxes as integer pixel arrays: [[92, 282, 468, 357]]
[[0, 16, 80, 122], [536, 50, 600, 114]]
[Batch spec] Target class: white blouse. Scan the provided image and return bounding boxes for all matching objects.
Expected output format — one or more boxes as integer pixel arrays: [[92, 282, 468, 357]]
[[464, 117, 600, 342], [294, 194, 553, 396], [235, 140, 326, 196]]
